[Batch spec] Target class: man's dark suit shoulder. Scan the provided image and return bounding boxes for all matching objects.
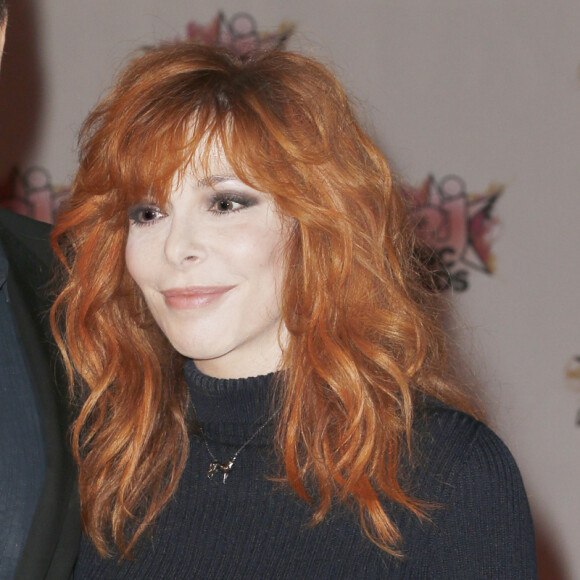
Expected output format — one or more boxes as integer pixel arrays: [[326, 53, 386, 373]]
[[0, 208, 80, 579], [0, 207, 53, 267]]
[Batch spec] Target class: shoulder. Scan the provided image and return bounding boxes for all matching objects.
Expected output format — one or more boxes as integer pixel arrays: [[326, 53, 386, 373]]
[[413, 400, 519, 481], [411, 400, 531, 521], [0, 208, 52, 268], [406, 400, 538, 578], [0, 210, 54, 341]]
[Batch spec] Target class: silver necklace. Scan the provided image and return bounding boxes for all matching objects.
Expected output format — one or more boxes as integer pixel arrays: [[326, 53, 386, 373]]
[[202, 412, 276, 484]]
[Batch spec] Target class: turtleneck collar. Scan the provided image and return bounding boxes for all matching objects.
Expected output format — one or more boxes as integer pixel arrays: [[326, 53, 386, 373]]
[[184, 359, 278, 446]]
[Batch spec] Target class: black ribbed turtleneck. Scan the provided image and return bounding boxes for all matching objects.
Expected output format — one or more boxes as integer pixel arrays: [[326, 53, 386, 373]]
[[74, 363, 537, 579]]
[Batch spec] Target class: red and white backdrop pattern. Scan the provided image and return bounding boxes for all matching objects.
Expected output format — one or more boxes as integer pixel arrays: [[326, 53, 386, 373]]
[[1, 2, 578, 577]]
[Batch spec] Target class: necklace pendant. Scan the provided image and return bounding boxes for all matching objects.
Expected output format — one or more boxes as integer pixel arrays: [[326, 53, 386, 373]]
[[202, 412, 277, 485], [207, 460, 234, 484]]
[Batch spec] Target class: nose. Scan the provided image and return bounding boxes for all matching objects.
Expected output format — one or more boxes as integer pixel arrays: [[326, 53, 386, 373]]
[[163, 211, 207, 267]]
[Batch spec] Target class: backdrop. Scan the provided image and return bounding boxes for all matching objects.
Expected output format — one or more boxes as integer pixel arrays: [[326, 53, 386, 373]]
[[1, 1, 578, 577]]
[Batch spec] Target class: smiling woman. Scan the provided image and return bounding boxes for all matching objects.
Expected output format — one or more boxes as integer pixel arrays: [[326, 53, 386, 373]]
[[51, 42, 537, 578]]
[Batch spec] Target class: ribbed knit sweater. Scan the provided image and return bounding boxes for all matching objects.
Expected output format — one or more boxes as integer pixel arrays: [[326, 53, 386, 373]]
[[74, 362, 537, 579]]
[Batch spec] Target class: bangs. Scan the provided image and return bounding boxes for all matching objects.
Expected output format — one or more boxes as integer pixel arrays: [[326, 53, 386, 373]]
[[77, 42, 341, 229], [108, 108, 222, 212], [107, 104, 287, 215], [101, 88, 278, 214], [114, 114, 270, 213]]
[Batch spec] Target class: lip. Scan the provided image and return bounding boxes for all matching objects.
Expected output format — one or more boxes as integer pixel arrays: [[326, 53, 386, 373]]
[[161, 286, 235, 310]]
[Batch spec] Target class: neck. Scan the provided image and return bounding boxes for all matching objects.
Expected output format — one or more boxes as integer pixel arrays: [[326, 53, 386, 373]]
[[194, 354, 280, 380], [193, 325, 288, 380], [184, 361, 277, 446]]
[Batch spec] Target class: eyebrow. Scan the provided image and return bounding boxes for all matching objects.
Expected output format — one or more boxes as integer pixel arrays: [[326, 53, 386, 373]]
[[196, 174, 240, 187]]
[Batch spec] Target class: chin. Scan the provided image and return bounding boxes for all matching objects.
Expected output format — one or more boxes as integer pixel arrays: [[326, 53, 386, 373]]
[[172, 339, 229, 362]]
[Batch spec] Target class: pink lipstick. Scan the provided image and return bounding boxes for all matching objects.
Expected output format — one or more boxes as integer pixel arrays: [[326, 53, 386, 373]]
[[161, 286, 235, 310]]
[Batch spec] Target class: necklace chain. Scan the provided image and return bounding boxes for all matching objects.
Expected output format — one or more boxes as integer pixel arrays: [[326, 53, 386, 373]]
[[202, 412, 277, 484]]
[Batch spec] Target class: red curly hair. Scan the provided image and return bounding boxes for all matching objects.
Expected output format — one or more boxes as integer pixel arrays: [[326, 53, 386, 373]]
[[52, 42, 475, 558]]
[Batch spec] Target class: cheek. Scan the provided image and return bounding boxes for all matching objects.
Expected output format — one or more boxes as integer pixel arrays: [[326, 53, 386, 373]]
[[125, 230, 160, 289], [236, 226, 285, 279], [124, 236, 142, 286], [253, 231, 287, 305]]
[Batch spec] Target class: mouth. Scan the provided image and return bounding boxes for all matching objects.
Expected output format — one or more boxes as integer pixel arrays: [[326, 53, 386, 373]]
[[161, 286, 235, 310]]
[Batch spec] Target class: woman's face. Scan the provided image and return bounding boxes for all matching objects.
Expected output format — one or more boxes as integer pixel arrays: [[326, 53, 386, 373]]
[[125, 145, 289, 379]]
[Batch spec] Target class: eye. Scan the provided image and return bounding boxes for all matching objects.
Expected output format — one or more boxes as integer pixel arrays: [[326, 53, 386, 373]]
[[209, 192, 258, 214], [128, 204, 165, 226], [214, 198, 241, 212]]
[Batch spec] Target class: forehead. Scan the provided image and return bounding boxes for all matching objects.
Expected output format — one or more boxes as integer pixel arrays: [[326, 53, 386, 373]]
[[171, 141, 241, 193], [189, 140, 232, 176]]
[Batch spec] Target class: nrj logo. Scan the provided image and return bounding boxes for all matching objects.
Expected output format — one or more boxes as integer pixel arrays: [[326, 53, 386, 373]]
[[173, 11, 294, 55], [404, 175, 503, 292]]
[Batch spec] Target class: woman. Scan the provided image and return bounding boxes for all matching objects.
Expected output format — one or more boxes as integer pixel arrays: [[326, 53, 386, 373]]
[[52, 42, 536, 578]]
